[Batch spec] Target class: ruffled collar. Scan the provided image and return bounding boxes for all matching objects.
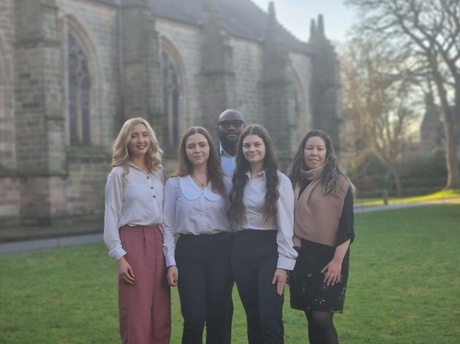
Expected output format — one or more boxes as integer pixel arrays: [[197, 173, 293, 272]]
[[179, 175, 222, 201]]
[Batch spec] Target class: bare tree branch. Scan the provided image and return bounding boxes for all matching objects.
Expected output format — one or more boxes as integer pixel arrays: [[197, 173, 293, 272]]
[[345, 0, 460, 189]]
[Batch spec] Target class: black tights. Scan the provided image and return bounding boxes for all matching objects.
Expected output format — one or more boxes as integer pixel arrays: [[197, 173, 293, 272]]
[[305, 310, 338, 344]]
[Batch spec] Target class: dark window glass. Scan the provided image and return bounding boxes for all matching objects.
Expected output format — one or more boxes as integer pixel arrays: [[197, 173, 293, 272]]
[[68, 34, 91, 146], [161, 51, 179, 150]]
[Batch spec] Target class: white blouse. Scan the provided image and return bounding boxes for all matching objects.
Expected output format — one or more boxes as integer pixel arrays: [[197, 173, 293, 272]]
[[162, 175, 231, 267], [219, 143, 236, 177], [236, 170, 298, 270], [104, 165, 164, 261]]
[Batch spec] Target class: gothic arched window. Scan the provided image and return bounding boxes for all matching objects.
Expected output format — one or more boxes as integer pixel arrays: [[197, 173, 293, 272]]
[[161, 51, 179, 150], [68, 33, 91, 146]]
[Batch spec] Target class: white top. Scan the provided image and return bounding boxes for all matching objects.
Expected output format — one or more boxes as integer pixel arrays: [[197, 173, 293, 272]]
[[219, 143, 236, 177], [162, 175, 232, 267], [104, 165, 164, 261], [237, 170, 298, 270]]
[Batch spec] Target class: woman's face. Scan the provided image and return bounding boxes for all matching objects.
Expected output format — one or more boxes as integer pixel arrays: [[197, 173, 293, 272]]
[[303, 136, 327, 169], [185, 133, 210, 168], [242, 134, 266, 169], [128, 124, 151, 159]]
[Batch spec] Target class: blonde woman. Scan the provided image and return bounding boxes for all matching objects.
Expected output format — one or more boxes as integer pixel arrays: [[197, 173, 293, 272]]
[[104, 117, 170, 344]]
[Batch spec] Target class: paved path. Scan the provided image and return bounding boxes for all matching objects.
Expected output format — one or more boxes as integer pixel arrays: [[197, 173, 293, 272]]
[[0, 232, 103, 255], [354, 197, 460, 213], [1, 198, 458, 255]]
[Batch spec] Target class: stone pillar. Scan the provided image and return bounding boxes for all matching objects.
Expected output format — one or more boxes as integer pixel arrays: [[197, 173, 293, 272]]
[[309, 15, 342, 151], [121, 0, 163, 140], [14, 0, 65, 224], [262, 3, 294, 171], [200, 0, 236, 135]]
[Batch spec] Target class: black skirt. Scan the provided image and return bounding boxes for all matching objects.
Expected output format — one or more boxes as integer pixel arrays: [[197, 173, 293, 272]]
[[290, 239, 350, 313]]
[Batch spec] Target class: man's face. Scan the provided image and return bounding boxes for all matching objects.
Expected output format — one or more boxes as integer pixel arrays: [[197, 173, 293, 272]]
[[217, 111, 245, 147]]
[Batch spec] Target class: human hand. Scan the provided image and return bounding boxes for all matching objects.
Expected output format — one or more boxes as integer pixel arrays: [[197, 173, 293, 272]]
[[272, 269, 287, 295], [321, 260, 342, 286], [117, 256, 135, 284], [167, 266, 179, 287]]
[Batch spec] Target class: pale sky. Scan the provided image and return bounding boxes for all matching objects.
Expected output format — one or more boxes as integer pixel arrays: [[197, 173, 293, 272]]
[[251, 0, 357, 44]]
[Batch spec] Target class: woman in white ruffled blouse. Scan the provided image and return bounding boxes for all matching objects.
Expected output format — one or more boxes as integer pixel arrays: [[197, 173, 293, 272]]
[[228, 124, 298, 344], [163, 126, 233, 344]]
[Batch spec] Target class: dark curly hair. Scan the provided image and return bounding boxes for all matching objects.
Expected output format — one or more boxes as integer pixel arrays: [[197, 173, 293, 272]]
[[228, 124, 279, 226]]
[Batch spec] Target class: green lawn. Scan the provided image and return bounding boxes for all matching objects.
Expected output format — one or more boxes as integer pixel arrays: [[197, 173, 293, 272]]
[[1, 204, 459, 343]]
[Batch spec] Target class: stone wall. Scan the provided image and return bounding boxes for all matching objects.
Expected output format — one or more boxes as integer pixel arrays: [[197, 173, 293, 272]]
[[0, 0, 19, 221], [290, 51, 313, 150], [0, 0, 340, 230], [155, 16, 314, 163], [155, 18, 203, 132], [231, 37, 264, 124], [0, 0, 118, 226], [56, 0, 119, 222], [0, 177, 20, 222], [0, 0, 16, 170], [57, 0, 120, 147]]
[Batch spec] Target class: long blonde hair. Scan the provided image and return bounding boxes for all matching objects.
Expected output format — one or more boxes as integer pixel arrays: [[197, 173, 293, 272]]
[[111, 117, 163, 177]]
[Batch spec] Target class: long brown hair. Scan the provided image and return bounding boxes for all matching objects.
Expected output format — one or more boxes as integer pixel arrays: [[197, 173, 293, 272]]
[[111, 117, 163, 176], [228, 124, 279, 226], [171, 126, 227, 196], [288, 129, 354, 194]]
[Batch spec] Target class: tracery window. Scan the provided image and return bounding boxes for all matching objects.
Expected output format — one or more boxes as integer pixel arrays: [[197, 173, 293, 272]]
[[161, 51, 179, 150], [68, 33, 91, 146]]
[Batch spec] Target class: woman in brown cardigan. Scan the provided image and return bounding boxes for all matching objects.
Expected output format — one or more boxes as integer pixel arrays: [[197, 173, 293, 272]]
[[288, 129, 355, 344]]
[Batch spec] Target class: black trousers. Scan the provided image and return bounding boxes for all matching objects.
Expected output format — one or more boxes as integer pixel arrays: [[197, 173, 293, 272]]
[[232, 230, 285, 344], [224, 233, 236, 344], [176, 232, 233, 344]]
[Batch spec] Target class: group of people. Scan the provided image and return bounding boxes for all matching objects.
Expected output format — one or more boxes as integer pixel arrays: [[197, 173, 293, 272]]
[[103, 109, 355, 344]]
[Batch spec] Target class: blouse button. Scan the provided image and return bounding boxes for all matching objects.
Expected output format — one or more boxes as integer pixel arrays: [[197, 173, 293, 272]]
[[152, 195, 156, 198], [151, 186, 154, 189], [146, 176, 149, 179]]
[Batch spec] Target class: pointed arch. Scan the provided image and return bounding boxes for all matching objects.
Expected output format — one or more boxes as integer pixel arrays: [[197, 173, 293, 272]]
[[159, 36, 187, 151], [59, 14, 103, 146]]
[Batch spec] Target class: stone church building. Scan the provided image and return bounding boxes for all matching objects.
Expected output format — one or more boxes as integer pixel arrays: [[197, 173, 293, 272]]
[[420, 93, 460, 158], [0, 0, 341, 228]]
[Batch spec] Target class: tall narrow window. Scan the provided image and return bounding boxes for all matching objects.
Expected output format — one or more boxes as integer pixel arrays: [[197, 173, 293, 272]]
[[161, 51, 179, 150], [68, 33, 91, 145]]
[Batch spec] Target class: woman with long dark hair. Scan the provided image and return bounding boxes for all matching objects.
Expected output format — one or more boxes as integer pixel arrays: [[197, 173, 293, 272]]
[[288, 129, 355, 344], [228, 124, 297, 344], [163, 126, 233, 344]]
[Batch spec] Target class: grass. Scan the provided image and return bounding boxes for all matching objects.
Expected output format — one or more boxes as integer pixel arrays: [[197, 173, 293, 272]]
[[1, 204, 459, 343], [336, 204, 460, 343], [354, 189, 460, 206]]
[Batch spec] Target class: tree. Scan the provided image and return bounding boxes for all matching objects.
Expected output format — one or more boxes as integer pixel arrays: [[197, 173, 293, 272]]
[[341, 37, 418, 196], [346, 0, 460, 189]]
